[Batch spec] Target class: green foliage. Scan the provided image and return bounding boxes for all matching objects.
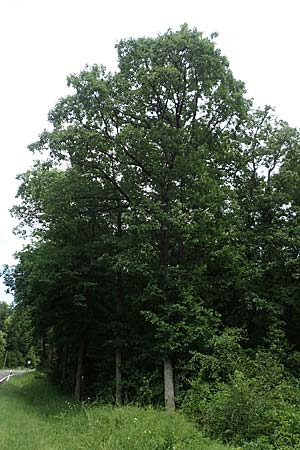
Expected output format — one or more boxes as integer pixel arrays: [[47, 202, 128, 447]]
[[184, 338, 300, 449], [0, 300, 38, 368], [0, 330, 6, 367], [5, 23, 300, 443], [5, 306, 38, 368]]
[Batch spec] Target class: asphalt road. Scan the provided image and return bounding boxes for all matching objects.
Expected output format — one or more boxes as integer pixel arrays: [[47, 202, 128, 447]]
[[0, 369, 29, 383]]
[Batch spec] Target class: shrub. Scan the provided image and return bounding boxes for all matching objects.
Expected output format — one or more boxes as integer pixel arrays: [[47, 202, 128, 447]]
[[184, 334, 300, 449], [186, 369, 280, 444]]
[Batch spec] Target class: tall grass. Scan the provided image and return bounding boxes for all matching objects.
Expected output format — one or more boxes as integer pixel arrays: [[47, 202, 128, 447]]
[[0, 373, 235, 450]]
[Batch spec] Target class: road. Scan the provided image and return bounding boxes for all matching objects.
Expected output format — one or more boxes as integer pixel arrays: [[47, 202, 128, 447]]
[[0, 369, 29, 383]]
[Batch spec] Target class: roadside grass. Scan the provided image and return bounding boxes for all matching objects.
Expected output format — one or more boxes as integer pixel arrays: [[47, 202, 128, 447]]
[[0, 373, 235, 450]]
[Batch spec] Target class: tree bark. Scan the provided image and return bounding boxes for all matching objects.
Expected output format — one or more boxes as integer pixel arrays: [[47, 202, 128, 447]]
[[115, 206, 124, 405], [164, 356, 176, 411], [60, 345, 67, 385], [3, 351, 7, 368], [159, 193, 176, 411], [116, 347, 122, 405], [74, 339, 85, 401], [42, 336, 47, 362]]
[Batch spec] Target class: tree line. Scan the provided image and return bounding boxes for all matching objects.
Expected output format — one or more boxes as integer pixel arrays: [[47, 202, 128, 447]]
[[0, 301, 36, 368], [3, 25, 300, 412]]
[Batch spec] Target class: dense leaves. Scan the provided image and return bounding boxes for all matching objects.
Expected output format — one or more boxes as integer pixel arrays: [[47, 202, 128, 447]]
[[5, 25, 300, 445]]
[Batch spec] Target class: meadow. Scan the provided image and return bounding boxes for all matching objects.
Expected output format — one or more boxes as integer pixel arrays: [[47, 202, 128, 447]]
[[0, 373, 235, 450]]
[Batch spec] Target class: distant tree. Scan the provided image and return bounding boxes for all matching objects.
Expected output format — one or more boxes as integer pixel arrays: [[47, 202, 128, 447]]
[[0, 331, 6, 367]]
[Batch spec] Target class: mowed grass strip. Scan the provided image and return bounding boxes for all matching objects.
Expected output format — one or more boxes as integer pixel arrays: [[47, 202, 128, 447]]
[[0, 373, 235, 450]]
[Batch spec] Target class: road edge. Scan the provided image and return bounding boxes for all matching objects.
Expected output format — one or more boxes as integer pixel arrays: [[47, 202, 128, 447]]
[[0, 375, 10, 383]]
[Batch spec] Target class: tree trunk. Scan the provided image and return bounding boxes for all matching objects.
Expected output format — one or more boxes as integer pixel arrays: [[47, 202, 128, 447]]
[[42, 336, 47, 362], [115, 206, 124, 405], [74, 339, 85, 401], [159, 193, 176, 411], [116, 347, 122, 405], [50, 345, 55, 363], [3, 351, 7, 368], [60, 345, 67, 385], [164, 356, 175, 411]]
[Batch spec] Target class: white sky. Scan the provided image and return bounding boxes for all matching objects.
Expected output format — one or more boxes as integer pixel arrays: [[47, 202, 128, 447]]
[[1, 0, 300, 302]]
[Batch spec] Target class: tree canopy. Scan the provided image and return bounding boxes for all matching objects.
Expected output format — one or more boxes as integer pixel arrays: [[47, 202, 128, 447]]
[[6, 25, 300, 414]]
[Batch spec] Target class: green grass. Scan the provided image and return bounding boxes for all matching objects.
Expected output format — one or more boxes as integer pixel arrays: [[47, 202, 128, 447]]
[[0, 373, 236, 450]]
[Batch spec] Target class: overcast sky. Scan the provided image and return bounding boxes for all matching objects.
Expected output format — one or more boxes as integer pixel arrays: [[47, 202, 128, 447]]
[[1, 0, 300, 302]]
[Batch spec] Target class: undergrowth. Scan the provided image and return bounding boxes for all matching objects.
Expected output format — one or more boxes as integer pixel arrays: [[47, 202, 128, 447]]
[[183, 330, 300, 449], [0, 372, 234, 450]]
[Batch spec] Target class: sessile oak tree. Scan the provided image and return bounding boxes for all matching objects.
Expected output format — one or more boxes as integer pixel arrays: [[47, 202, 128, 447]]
[[11, 26, 300, 411], [13, 25, 250, 409]]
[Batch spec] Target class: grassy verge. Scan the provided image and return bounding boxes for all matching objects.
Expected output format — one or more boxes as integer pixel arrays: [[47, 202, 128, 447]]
[[0, 373, 235, 450]]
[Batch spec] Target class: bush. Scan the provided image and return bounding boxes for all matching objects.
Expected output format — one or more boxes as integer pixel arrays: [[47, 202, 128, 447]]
[[186, 369, 280, 444], [183, 333, 300, 449]]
